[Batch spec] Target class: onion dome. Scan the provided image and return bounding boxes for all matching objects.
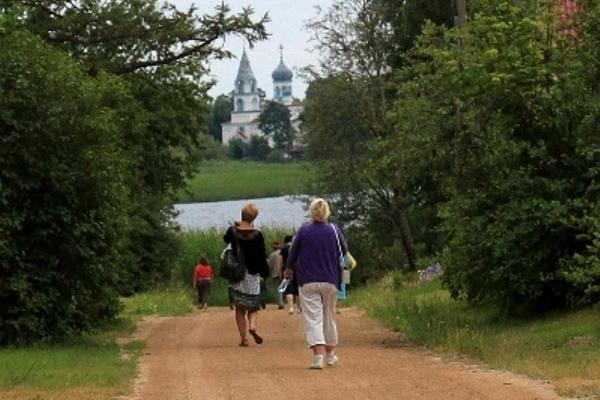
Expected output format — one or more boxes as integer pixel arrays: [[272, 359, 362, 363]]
[[272, 57, 293, 82]]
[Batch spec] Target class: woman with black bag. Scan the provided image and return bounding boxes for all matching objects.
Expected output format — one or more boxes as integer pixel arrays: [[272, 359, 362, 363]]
[[223, 203, 270, 347]]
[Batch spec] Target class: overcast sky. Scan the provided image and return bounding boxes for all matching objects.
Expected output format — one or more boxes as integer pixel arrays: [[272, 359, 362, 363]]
[[170, 0, 333, 100]]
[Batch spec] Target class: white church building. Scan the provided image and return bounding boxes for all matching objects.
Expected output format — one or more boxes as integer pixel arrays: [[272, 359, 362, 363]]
[[221, 49, 303, 144]]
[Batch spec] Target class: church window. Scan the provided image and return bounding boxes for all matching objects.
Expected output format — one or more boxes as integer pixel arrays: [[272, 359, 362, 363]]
[[236, 98, 244, 112]]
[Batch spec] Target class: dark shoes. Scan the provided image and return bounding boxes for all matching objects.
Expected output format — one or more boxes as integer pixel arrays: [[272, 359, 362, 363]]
[[248, 328, 263, 344]]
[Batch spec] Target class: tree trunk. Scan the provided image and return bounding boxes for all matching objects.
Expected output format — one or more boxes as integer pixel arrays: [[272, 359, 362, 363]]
[[454, 0, 467, 27], [392, 186, 417, 271]]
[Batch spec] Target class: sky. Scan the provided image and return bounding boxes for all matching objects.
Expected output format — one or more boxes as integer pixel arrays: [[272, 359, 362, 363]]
[[170, 0, 333, 100]]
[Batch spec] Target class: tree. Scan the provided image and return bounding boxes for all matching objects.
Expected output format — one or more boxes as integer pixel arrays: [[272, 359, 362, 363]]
[[0, 1, 270, 343], [258, 101, 293, 152], [208, 95, 233, 142], [1, 0, 269, 295], [3, 1, 269, 77], [390, 2, 600, 311], [305, 0, 420, 270]]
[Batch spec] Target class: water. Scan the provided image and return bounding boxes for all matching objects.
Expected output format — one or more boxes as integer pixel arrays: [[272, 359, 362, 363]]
[[174, 196, 309, 230]]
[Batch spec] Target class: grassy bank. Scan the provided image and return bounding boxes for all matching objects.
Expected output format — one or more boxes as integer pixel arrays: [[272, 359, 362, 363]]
[[0, 289, 194, 400], [178, 160, 314, 203], [349, 273, 600, 399]]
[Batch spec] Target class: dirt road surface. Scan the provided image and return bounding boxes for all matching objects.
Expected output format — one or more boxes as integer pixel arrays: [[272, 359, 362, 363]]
[[128, 307, 566, 400]]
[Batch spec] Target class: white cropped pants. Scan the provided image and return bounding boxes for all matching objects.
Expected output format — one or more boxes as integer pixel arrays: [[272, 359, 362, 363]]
[[299, 282, 338, 347]]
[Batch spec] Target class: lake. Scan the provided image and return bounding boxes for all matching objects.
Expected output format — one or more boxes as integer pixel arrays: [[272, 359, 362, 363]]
[[174, 196, 309, 230]]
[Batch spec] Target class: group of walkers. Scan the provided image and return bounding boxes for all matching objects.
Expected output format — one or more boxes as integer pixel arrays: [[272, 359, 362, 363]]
[[191, 198, 349, 369]]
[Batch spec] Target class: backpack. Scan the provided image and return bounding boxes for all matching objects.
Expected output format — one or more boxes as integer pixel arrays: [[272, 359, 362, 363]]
[[219, 239, 246, 283]]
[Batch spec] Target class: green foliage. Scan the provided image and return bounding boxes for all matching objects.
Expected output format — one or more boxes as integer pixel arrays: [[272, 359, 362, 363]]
[[266, 149, 287, 163], [208, 95, 233, 142], [0, 31, 134, 344], [6, 1, 268, 77], [247, 135, 271, 161], [0, 1, 270, 344], [228, 137, 247, 160], [258, 101, 294, 151], [305, 0, 422, 271], [390, 2, 600, 311], [114, 68, 208, 294], [198, 134, 228, 161]]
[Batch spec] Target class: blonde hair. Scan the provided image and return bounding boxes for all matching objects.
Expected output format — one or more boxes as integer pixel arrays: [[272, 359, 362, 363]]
[[241, 203, 259, 222], [309, 198, 331, 222]]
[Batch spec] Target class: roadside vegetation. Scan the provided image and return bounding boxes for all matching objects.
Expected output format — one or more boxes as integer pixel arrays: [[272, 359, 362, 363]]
[[349, 275, 600, 399], [0, 289, 193, 400], [178, 160, 314, 203]]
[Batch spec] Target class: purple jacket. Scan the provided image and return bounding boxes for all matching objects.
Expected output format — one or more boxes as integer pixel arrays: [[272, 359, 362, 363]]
[[286, 221, 347, 287]]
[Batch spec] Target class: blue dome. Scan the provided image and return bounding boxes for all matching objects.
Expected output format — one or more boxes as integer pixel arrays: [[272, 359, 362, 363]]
[[272, 58, 293, 82]]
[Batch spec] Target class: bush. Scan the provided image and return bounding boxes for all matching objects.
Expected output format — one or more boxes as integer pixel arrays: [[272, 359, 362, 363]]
[[266, 149, 287, 163], [228, 138, 247, 160], [199, 134, 228, 161], [247, 135, 271, 161], [0, 31, 136, 344]]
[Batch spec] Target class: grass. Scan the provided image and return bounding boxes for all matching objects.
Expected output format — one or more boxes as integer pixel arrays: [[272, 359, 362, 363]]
[[349, 273, 600, 399], [0, 289, 196, 400], [178, 160, 314, 202]]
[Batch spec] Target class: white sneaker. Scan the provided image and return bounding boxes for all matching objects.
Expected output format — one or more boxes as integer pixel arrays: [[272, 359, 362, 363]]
[[309, 354, 324, 369], [326, 353, 338, 366]]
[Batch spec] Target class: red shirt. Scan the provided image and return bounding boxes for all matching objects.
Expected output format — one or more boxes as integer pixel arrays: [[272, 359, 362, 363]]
[[194, 263, 213, 281]]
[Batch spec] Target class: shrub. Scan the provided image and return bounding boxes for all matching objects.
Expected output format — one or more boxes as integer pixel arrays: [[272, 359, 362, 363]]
[[0, 31, 136, 344]]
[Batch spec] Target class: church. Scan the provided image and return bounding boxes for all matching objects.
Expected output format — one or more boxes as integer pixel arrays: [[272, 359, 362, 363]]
[[221, 48, 303, 144]]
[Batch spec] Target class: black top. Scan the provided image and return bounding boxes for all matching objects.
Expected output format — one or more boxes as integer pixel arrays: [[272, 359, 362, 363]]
[[224, 227, 269, 279]]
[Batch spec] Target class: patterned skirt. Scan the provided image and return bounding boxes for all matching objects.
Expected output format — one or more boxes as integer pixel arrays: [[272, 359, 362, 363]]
[[229, 273, 261, 310]]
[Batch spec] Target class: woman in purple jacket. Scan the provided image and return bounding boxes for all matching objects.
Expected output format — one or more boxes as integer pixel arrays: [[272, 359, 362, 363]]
[[284, 198, 347, 369]]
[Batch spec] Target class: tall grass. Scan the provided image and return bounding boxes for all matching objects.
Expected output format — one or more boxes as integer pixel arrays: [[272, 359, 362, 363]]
[[178, 160, 314, 203], [349, 273, 600, 399], [173, 228, 292, 306]]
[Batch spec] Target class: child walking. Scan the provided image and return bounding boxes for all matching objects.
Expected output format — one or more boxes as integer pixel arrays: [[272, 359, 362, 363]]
[[193, 256, 214, 310]]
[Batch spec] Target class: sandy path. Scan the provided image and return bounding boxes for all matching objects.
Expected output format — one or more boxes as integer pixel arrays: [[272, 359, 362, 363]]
[[128, 307, 566, 400]]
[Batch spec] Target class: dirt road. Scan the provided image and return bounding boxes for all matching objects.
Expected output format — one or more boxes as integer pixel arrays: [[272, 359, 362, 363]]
[[128, 307, 565, 400]]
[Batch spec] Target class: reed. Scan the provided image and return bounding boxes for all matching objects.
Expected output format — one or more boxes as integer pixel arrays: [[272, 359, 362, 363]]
[[174, 227, 293, 306]]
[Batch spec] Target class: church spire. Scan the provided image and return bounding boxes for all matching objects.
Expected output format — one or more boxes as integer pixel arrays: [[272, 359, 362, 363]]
[[235, 48, 256, 83]]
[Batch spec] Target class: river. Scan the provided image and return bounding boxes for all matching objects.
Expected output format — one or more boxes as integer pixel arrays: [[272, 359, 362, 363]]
[[174, 196, 309, 230]]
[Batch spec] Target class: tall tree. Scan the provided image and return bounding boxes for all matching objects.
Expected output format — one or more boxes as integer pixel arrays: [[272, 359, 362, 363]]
[[1, 0, 269, 294], [305, 0, 418, 269], [0, 0, 270, 343], [258, 101, 294, 152], [209, 94, 233, 142]]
